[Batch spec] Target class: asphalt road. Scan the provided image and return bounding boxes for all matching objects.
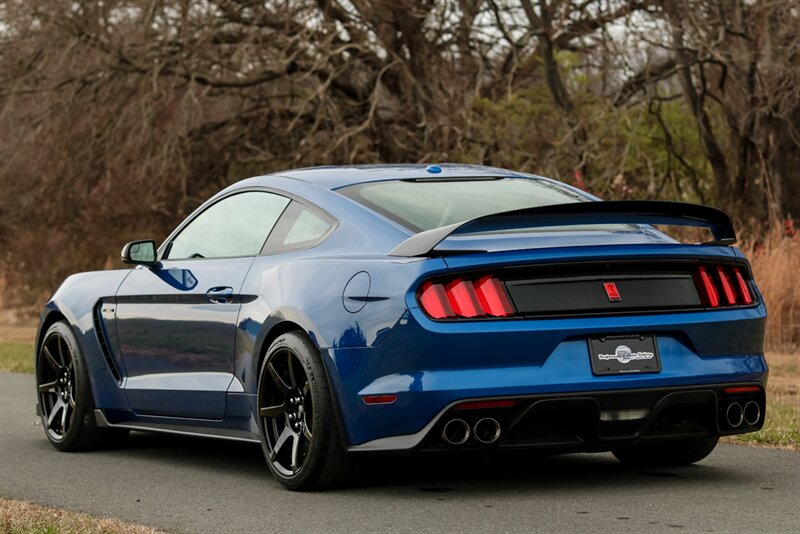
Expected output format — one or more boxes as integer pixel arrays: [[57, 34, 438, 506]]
[[1, 372, 798, 533]]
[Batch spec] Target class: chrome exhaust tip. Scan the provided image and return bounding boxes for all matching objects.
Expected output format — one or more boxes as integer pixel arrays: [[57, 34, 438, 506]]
[[441, 418, 470, 445], [473, 417, 501, 444], [743, 401, 761, 426], [726, 402, 744, 428]]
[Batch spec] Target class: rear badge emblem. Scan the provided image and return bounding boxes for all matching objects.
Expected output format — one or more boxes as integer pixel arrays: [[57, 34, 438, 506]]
[[603, 282, 621, 302]]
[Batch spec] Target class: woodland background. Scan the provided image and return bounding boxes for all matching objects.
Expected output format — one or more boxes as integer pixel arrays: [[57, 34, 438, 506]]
[[0, 0, 797, 346]]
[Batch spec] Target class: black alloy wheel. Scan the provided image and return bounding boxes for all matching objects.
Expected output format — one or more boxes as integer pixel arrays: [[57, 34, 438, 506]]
[[257, 331, 356, 490], [259, 347, 315, 476], [37, 330, 76, 441], [36, 321, 128, 451]]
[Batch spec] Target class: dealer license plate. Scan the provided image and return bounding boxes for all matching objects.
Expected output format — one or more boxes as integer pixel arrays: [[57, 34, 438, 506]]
[[588, 335, 661, 375]]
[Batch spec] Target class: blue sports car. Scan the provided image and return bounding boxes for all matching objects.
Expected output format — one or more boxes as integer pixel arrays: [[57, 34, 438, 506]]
[[35, 164, 767, 490]]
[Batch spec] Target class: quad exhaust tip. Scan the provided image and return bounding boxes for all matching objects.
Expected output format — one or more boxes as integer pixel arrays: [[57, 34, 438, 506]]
[[726, 402, 744, 428], [441, 419, 470, 445], [473, 418, 502, 444], [743, 401, 761, 426]]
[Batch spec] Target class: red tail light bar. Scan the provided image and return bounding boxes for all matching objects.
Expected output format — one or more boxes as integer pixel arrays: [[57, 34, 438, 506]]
[[418, 264, 755, 320], [694, 265, 755, 308], [418, 275, 515, 319]]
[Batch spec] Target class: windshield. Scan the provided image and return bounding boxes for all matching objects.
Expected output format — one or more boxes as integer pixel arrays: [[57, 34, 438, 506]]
[[338, 177, 590, 232]]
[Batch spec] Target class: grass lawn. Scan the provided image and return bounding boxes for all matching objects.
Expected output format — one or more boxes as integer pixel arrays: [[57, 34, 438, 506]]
[[0, 498, 162, 534], [722, 400, 800, 450], [1, 340, 797, 451], [0, 342, 33, 374], [722, 351, 800, 451]]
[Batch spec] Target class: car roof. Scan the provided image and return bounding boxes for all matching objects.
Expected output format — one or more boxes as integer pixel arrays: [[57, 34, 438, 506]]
[[266, 163, 526, 190]]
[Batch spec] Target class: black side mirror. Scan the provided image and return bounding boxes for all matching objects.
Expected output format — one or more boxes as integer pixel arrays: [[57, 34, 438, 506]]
[[121, 240, 160, 268]]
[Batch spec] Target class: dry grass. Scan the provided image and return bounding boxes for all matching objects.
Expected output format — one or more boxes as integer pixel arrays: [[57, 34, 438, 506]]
[[741, 232, 800, 351], [0, 498, 163, 534], [0, 273, 36, 344], [0, 325, 36, 344], [721, 233, 800, 451]]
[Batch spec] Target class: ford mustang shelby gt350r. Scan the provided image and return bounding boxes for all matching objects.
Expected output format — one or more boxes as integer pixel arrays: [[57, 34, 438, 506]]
[[35, 164, 767, 490]]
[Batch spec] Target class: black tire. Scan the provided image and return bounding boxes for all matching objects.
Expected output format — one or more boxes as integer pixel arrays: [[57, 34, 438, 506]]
[[36, 321, 128, 451], [612, 436, 719, 467], [257, 331, 355, 490]]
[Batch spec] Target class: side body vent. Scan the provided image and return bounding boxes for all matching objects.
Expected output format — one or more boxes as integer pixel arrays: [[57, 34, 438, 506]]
[[93, 301, 122, 383]]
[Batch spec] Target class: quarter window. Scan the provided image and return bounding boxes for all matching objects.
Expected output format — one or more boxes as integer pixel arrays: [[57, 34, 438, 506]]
[[264, 201, 335, 253], [284, 209, 331, 245], [166, 192, 290, 259]]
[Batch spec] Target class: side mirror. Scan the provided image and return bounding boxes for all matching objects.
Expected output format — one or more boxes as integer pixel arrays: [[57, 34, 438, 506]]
[[121, 240, 160, 267]]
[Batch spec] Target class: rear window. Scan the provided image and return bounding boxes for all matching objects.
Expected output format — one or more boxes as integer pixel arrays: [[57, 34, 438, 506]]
[[338, 178, 588, 232]]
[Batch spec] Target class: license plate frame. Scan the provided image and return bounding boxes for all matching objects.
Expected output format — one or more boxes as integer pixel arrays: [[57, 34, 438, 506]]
[[588, 335, 661, 375]]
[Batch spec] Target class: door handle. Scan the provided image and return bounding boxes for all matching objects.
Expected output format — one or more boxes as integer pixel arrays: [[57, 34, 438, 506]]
[[206, 286, 234, 304]]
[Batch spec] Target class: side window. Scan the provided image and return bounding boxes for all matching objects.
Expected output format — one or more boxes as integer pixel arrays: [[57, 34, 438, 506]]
[[166, 192, 290, 259], [264, 201, 335, 253]]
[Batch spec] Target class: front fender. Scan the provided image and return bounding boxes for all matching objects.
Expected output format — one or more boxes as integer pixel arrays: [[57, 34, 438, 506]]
[[36, 270, 132, 410]]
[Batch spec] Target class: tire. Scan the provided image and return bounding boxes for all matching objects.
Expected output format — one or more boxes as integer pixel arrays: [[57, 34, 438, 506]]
[[36, 320, 129, 451], [257, 331, 355, 490], [612, 436, 719, 467]]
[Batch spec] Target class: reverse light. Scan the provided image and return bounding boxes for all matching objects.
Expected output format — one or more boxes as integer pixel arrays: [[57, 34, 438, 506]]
[[417, 275, 516, 320], [599, 409, 650, 422]]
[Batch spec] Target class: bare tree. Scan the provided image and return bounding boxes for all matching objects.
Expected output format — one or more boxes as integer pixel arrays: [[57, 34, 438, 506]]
[[0, 0, 797, 305]]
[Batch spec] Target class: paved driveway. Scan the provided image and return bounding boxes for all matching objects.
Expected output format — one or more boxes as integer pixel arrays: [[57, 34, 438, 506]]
[[2, 372, 798, 533]]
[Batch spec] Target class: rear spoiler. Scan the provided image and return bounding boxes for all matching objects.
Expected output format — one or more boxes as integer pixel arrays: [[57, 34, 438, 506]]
[[387, 200, 736, 257]]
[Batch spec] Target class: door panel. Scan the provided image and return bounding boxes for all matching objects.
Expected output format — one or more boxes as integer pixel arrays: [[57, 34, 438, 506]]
[[115, 258, 254, 419], [113, 190, 291, 419]]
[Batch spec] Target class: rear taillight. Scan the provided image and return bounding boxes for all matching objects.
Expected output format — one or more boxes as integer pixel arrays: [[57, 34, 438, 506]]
[[733, 268, 754, 305], [716, 266, 736, 305], [694, 264, 754, 308], [474, 275, 515, 317], [444, 278, 485, 318], [418, 281, 455, 319], [696, 266, 720, 307], [418, 275, 515, 320]]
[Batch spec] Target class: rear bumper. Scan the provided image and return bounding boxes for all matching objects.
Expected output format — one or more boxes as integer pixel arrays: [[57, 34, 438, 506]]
[[349, 382, 766, 452], [324, 303, 766, 448]]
